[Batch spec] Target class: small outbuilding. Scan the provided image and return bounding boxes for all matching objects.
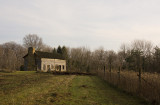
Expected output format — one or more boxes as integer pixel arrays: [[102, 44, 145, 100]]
[[23, 47, 66, 72]]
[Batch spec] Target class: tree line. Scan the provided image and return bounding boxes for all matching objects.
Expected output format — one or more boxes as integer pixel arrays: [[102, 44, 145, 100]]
[[1, 34, 160, 73], [67, 40, 160, 73]]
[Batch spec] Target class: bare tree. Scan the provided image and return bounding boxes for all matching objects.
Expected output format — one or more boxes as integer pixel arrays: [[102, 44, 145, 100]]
[[23, 34, 43, 50], [131, 40, 153, 56], [91, 47, 105, 70], [0, 41, 26, 71], [67, 47, 91, 72], [41, 44, 53, 52], [106, 50, 117, 71]]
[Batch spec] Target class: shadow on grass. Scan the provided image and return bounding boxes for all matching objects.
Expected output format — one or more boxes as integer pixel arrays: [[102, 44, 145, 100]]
[[37, 71, 96, 76]]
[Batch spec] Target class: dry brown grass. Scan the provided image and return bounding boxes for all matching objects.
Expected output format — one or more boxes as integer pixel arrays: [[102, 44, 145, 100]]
[[98, 70, 160, 105]]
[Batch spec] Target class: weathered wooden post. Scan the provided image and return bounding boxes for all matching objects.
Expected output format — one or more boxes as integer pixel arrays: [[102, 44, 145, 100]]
[[109, 64, 111, 82], [104, 66, 105, 79], [118, 66, 121, 84], [138, 51, 142, 93], [133, 50, 143, 93], [138, 65, 142, 93]]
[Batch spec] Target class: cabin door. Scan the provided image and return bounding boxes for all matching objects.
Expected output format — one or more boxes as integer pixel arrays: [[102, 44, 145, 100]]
[[59, 65, 61, 71], [47, 65, 50, 71]]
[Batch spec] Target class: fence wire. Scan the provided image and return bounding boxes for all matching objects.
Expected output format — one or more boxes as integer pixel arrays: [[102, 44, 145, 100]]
[[97, 69, 160, 105]]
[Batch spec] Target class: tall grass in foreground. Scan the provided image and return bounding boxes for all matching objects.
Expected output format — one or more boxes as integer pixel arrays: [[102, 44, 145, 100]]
[[97, 70, 160, 105]]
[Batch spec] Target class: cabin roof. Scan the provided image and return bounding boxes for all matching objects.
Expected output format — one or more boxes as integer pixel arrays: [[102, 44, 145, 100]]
[[23, 51, 64, 60]]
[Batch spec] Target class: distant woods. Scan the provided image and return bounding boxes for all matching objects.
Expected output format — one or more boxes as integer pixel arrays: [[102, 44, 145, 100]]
[[1, 34, 160, 73], [67, 39, 160, 73], [0, 42, 26, 71]]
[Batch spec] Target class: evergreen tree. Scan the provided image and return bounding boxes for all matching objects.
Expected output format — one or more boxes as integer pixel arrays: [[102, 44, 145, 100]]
[[53, 48, 57, 54], [57, 46, 62, 54], [62, 46, 68, 59]]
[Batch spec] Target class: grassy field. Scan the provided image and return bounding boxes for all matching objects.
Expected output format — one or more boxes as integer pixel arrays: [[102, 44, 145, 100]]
[[0, 71, 149, 105]]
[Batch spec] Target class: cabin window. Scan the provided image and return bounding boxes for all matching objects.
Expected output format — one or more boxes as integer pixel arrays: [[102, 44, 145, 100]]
[[63, 65, 65, 70], [43, 64, 46, 70]]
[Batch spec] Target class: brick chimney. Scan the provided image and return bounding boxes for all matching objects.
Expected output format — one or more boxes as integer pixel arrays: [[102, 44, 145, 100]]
[[28, 47, 35, 54]]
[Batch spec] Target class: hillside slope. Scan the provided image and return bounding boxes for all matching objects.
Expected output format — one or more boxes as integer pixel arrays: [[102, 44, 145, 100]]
[[0, 71, 149, 105]]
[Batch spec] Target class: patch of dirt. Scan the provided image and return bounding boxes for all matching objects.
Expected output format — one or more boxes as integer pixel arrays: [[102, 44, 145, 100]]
[[51, 92, 58, 97], [50, 92, 71, 98], [65, 92, 71, 97], [81, 85, 88, 88], [49, 92, 72, 103], [79, 84, 96, 89], [81, 96, 88, 100]]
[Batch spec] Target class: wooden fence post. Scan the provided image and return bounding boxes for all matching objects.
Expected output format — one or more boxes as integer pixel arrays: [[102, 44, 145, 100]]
[[138, 67, 142, 93], [138, 53, 142, 93], [109, 64, 111, 82], [104, 66, 105, 79], [118, 66, 121, 84]]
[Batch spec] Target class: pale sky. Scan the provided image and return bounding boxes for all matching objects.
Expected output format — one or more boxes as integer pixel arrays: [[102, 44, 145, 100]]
[[1, 0, 160, 51]]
